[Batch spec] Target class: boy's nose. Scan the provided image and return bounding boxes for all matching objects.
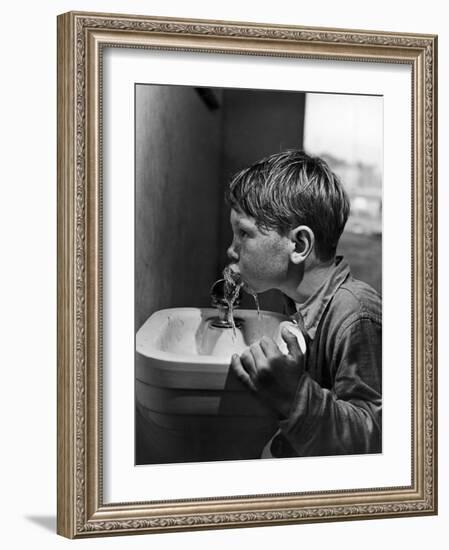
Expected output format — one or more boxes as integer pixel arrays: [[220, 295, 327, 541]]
[[227, 242, 239, 262]]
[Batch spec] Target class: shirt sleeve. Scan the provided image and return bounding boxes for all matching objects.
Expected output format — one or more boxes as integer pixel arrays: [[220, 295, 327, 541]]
[[278, 315, 382, 456]]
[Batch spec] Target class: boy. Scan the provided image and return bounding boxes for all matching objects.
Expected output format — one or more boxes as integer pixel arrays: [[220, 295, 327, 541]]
[[228, 150, 382, 458]]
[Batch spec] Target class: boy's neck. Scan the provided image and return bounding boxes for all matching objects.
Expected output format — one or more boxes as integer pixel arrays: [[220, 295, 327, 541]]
[[284, 257, 336, 305]]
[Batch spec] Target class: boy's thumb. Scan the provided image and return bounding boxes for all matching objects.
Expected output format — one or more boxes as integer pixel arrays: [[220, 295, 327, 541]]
[[280, 325, 305, 360]]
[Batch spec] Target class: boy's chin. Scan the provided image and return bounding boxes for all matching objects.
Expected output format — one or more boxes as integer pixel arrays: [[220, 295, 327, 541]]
[[242, 281, 265, 295]]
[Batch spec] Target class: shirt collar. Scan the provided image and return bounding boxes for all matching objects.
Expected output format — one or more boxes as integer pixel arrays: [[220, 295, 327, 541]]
[[284, 256, 351, 339]]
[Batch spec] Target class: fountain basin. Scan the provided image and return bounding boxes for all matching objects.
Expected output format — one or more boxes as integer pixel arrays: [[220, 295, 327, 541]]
[[136, 307, 288, 463]]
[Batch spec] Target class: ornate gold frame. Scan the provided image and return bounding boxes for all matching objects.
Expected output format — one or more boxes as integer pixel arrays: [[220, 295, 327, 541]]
[[57, 11, 438, 538]]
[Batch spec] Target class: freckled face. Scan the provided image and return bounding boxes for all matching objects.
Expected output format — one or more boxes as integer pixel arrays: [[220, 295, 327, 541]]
[[227, 208, 292, 294]]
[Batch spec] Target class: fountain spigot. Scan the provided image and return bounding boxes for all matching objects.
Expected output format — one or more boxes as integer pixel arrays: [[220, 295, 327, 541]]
[[210, 278, 241, 309], [210, 278, 243, 328]]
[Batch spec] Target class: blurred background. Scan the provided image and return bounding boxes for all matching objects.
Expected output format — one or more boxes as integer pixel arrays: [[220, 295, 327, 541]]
[[304, 93, 382, 294], [135, 85, 382, 327]]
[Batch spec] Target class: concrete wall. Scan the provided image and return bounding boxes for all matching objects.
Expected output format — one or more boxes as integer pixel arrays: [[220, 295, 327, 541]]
[[135, 85, 223, 329], [136, 86, 306, 326]]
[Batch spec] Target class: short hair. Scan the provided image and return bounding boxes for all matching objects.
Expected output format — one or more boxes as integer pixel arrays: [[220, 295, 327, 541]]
[[227, 150, 350, 261]]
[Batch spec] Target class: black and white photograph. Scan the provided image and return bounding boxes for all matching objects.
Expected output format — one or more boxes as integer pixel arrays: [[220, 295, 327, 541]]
[[135, 85, 383, 465], [52, 7, 437, 540]]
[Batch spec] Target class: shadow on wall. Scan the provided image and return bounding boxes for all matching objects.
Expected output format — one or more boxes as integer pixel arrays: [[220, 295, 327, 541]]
[[24, 515, 56, 533]]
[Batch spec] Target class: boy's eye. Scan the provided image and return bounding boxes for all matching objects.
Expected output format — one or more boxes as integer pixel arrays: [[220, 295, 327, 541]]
[[239, 229, 248, 238]]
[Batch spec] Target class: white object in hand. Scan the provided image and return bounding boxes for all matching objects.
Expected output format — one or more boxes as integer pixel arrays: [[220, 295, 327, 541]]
[[277, 321, 307, 355]]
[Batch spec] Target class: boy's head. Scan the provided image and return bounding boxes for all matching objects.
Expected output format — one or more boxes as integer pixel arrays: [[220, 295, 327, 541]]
[[227, 150, 350, 262]]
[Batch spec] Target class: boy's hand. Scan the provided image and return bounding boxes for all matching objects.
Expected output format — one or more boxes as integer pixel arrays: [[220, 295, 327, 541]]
[[231, 327, 305, 419]]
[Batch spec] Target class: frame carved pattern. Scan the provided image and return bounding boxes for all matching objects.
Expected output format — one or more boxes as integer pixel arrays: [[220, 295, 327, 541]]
[[57, 11, 437, 538]]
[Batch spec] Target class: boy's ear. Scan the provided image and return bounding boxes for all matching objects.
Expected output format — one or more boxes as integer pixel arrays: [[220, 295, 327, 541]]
[[289, 225, 315, 264]]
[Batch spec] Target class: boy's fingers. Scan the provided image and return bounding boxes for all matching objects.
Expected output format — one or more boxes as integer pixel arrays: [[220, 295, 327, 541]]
[[249, 341, 266, 365], [231, 354, 257, 392], [281, 326, 303, 361], [240, 348, 257, 378], [259, 336, 281, 357]]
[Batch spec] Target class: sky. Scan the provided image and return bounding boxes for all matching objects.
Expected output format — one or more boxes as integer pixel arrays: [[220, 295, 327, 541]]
[[304, 93, 383, 168]]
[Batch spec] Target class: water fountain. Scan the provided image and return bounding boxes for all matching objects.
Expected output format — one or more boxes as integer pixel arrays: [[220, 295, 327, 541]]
[[135, 266, 300, 464]]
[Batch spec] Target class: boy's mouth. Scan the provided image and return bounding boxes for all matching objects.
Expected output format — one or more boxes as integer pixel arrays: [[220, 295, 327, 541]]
[[226, 263, 241, 279], [223, 264, 242, 287], [225, 264, 258, 296]]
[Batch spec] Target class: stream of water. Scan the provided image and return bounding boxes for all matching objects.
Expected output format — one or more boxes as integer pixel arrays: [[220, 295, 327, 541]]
[[222, 266, 260, 337]]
